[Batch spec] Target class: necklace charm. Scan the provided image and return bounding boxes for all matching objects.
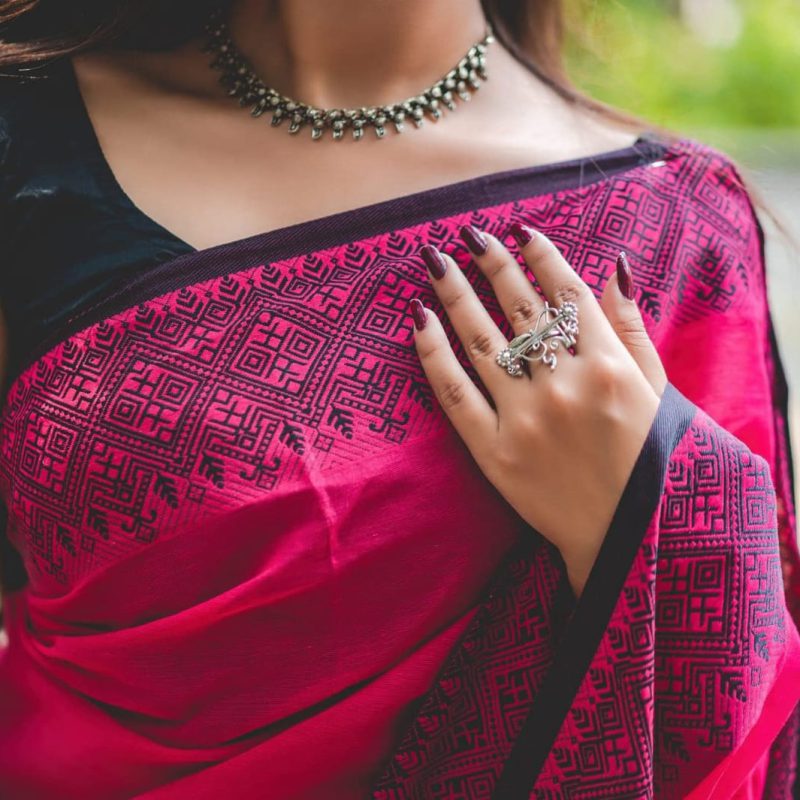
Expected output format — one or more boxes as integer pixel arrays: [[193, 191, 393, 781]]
[[202, 8, 494, 141]]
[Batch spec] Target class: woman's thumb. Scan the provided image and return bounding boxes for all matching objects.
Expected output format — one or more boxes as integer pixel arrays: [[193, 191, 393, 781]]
[[600, 252, 668, 397]]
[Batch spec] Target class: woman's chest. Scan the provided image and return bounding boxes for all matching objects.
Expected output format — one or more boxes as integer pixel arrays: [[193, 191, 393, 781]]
[[0, 234, 525, 598]]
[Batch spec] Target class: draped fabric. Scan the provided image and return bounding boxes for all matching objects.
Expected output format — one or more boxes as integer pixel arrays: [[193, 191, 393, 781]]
[[0, 134, 799, 799], [374, 387, 800, 799]]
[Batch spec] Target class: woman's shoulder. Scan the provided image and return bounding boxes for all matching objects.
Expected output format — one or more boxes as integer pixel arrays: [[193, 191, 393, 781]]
[[0, 64, 62, 124], [0, 73, 27, 164], [651, 132, 760, 224], [632, 133, 768, 321], [632, 131, 765, 269], [0, 61, 75, 169]]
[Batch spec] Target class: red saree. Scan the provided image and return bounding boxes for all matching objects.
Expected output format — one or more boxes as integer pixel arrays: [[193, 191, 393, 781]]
[[0, 134, 799, 799]]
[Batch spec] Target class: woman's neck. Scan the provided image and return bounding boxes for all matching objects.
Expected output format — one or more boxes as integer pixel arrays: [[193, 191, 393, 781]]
[[226, 0, 489, 108]]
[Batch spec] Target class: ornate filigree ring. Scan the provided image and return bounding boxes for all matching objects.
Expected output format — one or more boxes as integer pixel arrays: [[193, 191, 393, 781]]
[[495, 300, 579, 376]]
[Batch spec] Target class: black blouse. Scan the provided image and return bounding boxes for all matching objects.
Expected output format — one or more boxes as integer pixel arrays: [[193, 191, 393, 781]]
[[0, 58, 194, 388]]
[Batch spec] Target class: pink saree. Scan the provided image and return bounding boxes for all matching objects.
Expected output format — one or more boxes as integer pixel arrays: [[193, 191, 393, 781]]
[[1, 135, 799, 799]]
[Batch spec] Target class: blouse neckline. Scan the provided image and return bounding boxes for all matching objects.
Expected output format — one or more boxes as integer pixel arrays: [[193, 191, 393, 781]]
[[60, 55, 676, 262]]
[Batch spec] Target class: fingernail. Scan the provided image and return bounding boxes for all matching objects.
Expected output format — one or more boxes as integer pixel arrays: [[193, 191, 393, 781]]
[[616, 251, 635, 300], [409, 298, 427, 331], [419, 244, 447, 279], [509, 222, 536, 248], [459, 224, 488, 256]]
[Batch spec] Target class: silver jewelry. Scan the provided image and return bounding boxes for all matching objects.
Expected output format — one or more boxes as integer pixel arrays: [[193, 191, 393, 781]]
[[496, 301, 579, 375], [201, 8, 494, 141]]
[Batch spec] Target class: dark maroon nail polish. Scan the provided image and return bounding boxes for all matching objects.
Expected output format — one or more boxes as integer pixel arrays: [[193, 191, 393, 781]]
[[509, 222, 535, 248], [419, 244, 447, 279], [409, 298, 427, 331], [616, 251, 635, 300], [458, 224, 488, 256]]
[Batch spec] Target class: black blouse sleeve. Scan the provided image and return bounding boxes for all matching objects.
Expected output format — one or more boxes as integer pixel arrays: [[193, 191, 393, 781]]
[[0, 62, 191, 389]]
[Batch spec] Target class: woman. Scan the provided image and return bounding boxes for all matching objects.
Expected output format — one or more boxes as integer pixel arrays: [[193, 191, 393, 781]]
[[0, 0, 798, 797]]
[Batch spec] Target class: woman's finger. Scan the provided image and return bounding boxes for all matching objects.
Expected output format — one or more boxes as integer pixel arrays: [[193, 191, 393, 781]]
[[418, 244, 510, 393], [507, 224, 608, 346], [457, 224, 546, 338], [600, 253, 668, 396], [409, 298, 498, 459]]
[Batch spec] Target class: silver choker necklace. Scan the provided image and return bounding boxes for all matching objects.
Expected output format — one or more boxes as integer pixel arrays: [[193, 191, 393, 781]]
[[202, 9, 495, 141]]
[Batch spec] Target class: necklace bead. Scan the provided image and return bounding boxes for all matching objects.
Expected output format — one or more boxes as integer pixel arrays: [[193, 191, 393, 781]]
[[202, 8, 494, 141]]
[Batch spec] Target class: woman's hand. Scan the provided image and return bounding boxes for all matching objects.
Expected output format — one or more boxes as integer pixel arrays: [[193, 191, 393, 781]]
[[409, 223, 668, 598]]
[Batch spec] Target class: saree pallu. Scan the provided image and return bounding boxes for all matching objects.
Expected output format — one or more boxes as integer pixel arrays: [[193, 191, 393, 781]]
[[0, 136, 799, 799]]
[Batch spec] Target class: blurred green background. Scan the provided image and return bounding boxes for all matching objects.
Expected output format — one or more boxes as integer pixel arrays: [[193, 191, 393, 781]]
[[565, 0, 800, 496], [565, 0, 800, 134]]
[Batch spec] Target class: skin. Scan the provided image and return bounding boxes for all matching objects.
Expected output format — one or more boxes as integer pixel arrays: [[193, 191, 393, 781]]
[[413, 234, 666, 597], [63, 0, 638, 251], [0, 0, 668, 605]]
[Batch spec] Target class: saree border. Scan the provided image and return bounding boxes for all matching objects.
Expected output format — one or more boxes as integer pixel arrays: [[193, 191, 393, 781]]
[[12, 134, 672, 385], [492, 383, 695, 798]]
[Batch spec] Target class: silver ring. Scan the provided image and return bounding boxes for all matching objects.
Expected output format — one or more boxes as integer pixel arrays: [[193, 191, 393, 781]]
[[496, 301, 579, 375]]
